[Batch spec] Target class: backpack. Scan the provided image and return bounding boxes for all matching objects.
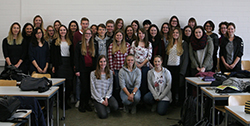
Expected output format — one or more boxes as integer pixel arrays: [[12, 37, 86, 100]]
[[179, 96, 197, 126], [0, 65, 27, 81]]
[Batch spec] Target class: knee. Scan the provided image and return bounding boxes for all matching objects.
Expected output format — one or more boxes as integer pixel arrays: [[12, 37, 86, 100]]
[[122, 99, 131, 106], [97, 112, 108, 119]]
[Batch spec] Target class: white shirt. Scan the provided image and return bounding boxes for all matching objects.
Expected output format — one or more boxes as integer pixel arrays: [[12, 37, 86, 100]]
[[60, 41, 70, 57], [167, 44, 180, 66]]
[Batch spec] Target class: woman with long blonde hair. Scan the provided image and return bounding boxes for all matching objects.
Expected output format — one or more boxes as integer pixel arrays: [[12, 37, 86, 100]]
[[108, 29, 130, 108], [164, 27, 189, 105], [74, 28, 98, 112]]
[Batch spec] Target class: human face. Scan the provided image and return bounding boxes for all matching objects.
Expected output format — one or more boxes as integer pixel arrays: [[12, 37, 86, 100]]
[[35, 29, 42, 40], [91, 26, 97, 34], [25, 25, 33, 36], [132, 22, 138, 31], [144, 24, 150, 30], [188, 21, 195, 29], [85, 30, 92, 41], [59, 26, 67, 38], [70, 22, 77, 32], [138, 30, 145, 41], [205, 23, 212, 33], [12, 24, 20, 36], [98, 27, 106, 37], [150, 27, 157, 37], [154, 57, 162, 68], [171, 18, 178, 27], [227, 25, 235, 37], [162, 24, 169, 34], [194, 28, 203, 39], [106, 23, 114, 33], [117, 20, 123, 29], [34, 17, 42, 28], [115, 32, 123, 42], [81, 21, 89, 30], [54, 22, 60, 31], [99, 57, 107, 70], [173, 29, 179, 40], [47, 27, 54, 37], [126, 56, 134, 68], [126, 27, 133, 38], [184, 27, 192, 37], [220, 24, 227, 35]]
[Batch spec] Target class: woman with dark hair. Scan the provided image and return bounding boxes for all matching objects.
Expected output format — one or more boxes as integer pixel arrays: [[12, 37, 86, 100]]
[[164, 27, 188, 105], [182, 25, 192, 44], [68, 20, 79, 42], [148, 24, 165, 66], [2, 22, 28, 74], [219, 22, 243, 73], [29, 27, 49, 74], [144, 55, 172, 115], [218, 21, 228, 45], [189, 26, 214, 76], [204, 20, 219, 72], [50, 25, 74, 109], [114, 18, 125, 32], [131, 20, 140, 36], [160, 22, 171, 49], [130, 28, 152, 98], [90, 24, 97, 36], [22, 23, 34, 44], [91, 55, 118, 119], [33, 15, 45, 33], [188, 17, 197, 30], [53, 20, 61, 38], [75, 28, 98, 112], [169, 15, 181, 31], [125, 25, 136, 45]]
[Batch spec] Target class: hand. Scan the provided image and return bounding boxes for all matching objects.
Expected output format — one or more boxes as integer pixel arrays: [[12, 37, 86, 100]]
[[75, 72, 80, 76], [14, 64, 19, 68], [128, 93, 134, 102], [197, 67, 201, 72], [52, 67, 55, 73], [149, 63, 154, 69], [156, 99, 159, 101], [37, 67, 43, 73], [102, 98, 108, 106], [229, 64, 236, 69], [200, 67, 206, 72], [42, 68, 47, 73]]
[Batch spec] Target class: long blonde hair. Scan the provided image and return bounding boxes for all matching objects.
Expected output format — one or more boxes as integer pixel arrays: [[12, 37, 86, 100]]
[[112, 30, 127, 55], [44, 25, 56, 42], [81, 28, 95, 57], [55, 25, 71, 46], [7, 22, 23, 45], [166, 27, 183, 56]]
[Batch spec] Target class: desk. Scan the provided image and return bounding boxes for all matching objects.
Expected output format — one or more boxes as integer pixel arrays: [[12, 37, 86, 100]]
[[225, 106, 250, 126], [0, 109, 32, 126], [0, 86, 59, 126], [201, 87, 250, 126], [185, 77, 211, 121]]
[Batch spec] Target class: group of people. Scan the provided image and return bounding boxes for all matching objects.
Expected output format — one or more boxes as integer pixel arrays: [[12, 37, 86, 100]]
[[2, 14, 243, 119]]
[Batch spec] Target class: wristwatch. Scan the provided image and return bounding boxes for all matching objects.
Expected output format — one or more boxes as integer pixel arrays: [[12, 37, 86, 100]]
[[132, 92, 136, 95]]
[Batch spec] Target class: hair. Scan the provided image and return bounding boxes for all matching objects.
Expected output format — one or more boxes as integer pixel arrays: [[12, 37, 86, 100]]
[[112, 30, 127, 55], [55, 25, 71, 46], [81, 28, 95, 57], [183, 25, 192, 37], [33, 15, 44, 29], [22, 22, 34, 38], [160, 22, 170, 39], [44, 25, 55, 41], [124, 54, 136, 69], [188, 17, 197, 28], [80, 17, 89, 23], [95, 55, 111, 79], [68, 20, 79, 41], [114, 18, 124, 32], [97, 23, 106, 31], [226, 22, 236, 38], [131, 20, 140, 33], [90, 24, 97, 29], [31, 27, 45, 47], [53, 20, 61, 30], [203, 20, 215, 31], [166, 27, 183, 56], [125, 25, 136, 41], [169, 15, 180, 29], [218, 21, 228, 35], [105, 19, 115, 26], [193, 26, 206, 39], [135, 28, 149, 48], [154, 55, 163, 62], [148, 24, 161, 42], [143, 19, 152, 26], [7, 22, 23, 45]]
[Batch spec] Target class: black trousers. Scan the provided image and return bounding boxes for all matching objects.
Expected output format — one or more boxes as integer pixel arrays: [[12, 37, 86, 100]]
[[167, 65, 180, 103], [79, 67, 92, 108]]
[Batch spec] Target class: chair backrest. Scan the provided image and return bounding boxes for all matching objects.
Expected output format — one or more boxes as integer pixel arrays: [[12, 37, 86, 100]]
[[242, 60, 250, 71], [0, 80, 17, 86], [31, 72, 51, 78], [228, 95, 250, 106]]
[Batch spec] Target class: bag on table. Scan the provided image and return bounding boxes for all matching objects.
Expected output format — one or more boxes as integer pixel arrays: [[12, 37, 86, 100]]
[[19, 76, 52, 93], [0, 96, 21, 121]]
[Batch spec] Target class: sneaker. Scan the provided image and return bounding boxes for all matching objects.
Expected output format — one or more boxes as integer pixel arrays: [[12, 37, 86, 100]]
[[75, 101, 80, 108], [131, 106, 136, 114], [151, 104, 157, 112], [123, 106, 129, 113], [85, 105, 93, 112]]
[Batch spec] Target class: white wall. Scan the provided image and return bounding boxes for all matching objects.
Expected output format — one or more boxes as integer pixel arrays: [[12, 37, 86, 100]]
[[0, 0, 250, 65]]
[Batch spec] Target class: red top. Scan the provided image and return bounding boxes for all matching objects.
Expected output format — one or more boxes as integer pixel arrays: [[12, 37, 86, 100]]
[[73, 31, 82, 49], [84, 46, 93, 67]]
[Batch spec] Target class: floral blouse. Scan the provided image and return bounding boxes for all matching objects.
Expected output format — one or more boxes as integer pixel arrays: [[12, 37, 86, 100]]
[[130, 41, 152, 67]]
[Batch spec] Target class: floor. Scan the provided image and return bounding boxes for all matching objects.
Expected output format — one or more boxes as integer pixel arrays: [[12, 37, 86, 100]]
[[54, 103, 182, 126]]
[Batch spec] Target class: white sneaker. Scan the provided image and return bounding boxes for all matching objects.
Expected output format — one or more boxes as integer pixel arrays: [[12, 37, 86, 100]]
[[75, 101, 80, 107]]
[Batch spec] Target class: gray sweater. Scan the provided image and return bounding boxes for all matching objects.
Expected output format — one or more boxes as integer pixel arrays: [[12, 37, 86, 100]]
[[147, 67, 172, 101], [119, 66, 141, 90]]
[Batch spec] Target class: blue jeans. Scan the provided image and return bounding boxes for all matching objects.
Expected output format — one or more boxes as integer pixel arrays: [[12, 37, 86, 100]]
[[143, 92, 170, 115], [120, 89, 141, 106]]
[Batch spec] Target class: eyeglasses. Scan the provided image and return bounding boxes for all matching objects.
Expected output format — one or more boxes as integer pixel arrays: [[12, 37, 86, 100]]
[[172, 20, 177, 22], [205, 25, 212, 28], [36, 32, 42, 34]]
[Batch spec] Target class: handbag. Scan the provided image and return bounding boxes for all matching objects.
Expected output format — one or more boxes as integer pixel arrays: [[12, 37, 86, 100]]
[[0, 96, 21, 121], [19, 76, 52, 93]]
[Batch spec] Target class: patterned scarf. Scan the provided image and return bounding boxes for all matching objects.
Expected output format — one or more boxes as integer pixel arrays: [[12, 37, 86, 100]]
[[190, 34, 208, 51]]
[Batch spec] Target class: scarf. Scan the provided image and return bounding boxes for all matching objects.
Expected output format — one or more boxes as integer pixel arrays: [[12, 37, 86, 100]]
[[190, 34, 208, 51]]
